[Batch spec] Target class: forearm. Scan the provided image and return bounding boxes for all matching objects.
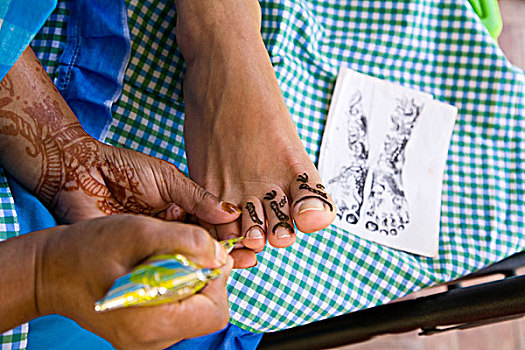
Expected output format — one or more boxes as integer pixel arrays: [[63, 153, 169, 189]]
[[0, 229, 50, 332], [0, 47, 93, 207]]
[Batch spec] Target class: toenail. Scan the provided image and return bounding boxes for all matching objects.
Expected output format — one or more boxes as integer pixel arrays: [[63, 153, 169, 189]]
[[247, 227, 264, 240], [221, 201, 242, 215], [297, 198, 325, 214], [275, 227, 292, 239]]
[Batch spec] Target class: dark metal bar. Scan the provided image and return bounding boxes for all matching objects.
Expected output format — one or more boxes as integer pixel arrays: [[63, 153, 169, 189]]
[[258, 275, 525, 350]]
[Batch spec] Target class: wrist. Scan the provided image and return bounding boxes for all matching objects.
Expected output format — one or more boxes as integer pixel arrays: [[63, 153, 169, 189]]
[[0, 228, 53, 332], [34, 225, 69, 317]]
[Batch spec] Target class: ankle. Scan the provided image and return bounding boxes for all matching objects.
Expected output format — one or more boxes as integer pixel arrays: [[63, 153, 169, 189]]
[[174, 0, 262, 62]]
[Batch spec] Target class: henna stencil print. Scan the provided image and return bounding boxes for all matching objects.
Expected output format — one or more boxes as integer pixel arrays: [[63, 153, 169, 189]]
[[328, 92, 369, 224], [364, 97, 422, 235]]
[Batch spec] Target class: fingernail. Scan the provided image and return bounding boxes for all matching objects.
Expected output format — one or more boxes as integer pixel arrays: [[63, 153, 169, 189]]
[[221, 201, 242, 215], [247, 227, 264, 240], [297, 198, 325, 214], [275, 227, 292, 239], [215, 241, 228, 265]]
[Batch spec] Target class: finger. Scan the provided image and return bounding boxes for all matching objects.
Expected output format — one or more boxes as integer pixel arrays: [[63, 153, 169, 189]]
[[161, 166, 242, 224], [174, 256, 233, 339], [130, 217, 228, 269], [96, 255, 231, 348], [155, 203, 187, 221], [146, 256, 233, 342]]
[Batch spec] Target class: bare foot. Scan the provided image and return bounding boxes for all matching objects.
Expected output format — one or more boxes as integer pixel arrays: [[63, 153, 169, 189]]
[[175, 0, 336, 267]]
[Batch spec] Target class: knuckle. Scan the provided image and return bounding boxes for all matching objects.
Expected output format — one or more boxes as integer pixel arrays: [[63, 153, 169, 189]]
[[188, 185, 212, 213]]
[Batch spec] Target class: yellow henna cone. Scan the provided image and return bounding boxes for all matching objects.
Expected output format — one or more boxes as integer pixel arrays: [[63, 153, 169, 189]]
[[220, 237, 245, 254], [94, 238, 244, 313], [94, 254, 221, 312]]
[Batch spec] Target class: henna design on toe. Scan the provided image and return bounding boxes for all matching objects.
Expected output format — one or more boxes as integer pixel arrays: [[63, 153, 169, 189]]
[[316, 183, 325, 190], [264, 190, 294, 235], [298, 183, 328, 199], [264, 190, 277, 200], [246, 201, 263, 225], [297, 173, 309, 183], [364, 97, 422, 235], [272, 222, 294, 234], [270, 201, 289, 221]]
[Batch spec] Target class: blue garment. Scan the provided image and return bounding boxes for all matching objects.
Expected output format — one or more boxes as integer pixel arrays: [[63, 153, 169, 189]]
[[0, 0, 56, 81], [5, 0, 263, 348]]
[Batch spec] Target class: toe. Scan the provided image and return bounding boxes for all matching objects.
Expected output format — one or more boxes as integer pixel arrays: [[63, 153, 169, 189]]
[[290, 172, 336, 233], [215, 221, 258, 268], [241, 197, 266, 252], [262, 189, 296, 248], [230, 249, 258, 269], [215, 220, 241, 241]]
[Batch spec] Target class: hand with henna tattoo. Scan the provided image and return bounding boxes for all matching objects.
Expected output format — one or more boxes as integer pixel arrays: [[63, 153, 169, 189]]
[[0, 48, 241, 225]]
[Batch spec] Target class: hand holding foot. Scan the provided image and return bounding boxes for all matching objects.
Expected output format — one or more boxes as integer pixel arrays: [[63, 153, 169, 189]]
[[0, 47, 241, 226], [175, 0, 336, 268]]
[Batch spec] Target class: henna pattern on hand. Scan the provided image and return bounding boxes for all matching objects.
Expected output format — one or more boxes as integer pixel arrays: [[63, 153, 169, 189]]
[[316, 183, 325, 190], [279, 196, 287, 208], [246, 201, 263, 225], [0, 76, 15, 97], [294, 195, 334, 212], [0, 90, 154, 216]]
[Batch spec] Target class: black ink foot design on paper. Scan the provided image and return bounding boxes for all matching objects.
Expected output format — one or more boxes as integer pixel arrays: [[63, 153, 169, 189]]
[[365, 98, 422, 235], [328, 92, 369, 224]]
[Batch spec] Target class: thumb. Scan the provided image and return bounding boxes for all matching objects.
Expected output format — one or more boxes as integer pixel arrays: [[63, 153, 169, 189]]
[[163, 166, 241, 224]]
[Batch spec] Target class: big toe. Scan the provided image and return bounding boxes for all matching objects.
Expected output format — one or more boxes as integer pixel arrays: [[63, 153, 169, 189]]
[[290, 172, 336, 233]]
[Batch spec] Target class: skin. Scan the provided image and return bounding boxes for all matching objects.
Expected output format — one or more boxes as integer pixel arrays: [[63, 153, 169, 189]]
[[0, 47, 241, 225], [0, 215, 233, 350], [174, 0, 337, 268], [0, 46, 239, 347]]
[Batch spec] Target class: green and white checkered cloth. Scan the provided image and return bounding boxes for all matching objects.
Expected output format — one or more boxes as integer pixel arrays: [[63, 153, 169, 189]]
[[1, 0, 524, 348]]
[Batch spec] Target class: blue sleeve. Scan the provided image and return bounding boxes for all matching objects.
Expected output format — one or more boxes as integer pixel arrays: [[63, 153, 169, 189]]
[[0, 0, 57, 81]]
